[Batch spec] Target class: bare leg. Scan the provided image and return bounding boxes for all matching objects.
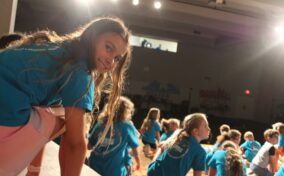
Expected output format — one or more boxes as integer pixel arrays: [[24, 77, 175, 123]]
[[26, 147, 45, 176]]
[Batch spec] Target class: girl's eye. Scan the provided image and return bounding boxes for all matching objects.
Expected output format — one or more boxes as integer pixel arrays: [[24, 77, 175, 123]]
[[106, 45, 112, 52]]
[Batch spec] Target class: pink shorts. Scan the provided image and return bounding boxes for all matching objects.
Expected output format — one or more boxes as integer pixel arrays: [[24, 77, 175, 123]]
[[0, 107, 65, 176]]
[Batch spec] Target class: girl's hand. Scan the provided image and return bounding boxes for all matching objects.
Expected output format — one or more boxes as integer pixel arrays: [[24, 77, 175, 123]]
[[135, 164, 140, 170]]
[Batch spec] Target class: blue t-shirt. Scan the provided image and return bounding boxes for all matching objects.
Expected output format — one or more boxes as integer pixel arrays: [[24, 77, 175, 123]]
[[204, 142, 221, 172], [208, 150, 247, 176], [148, 136, 206, 176], [240, 140, 261, 162], [142, 121, 161, 144], [275, 163, 284, 176], [278, 134, 284, 147], [208, 150, 227, 176], [88, 121, 139, 176], [160, 131, 174, 142], [0, 44, 94, 126]]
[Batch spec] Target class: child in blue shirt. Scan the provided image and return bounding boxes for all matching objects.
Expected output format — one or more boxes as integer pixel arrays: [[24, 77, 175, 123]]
[[208, 140, 246, 176], [140, 108, 161, 157], [0, 17, 132, 176], [240, 131, 261, 163], [160, 118, 180, 142], [205, 133, 231, 173], [88, 96, 140, 176], [148, 113, 211, 176]]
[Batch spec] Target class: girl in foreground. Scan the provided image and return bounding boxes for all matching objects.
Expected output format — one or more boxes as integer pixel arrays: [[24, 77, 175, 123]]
[[0, 17, 131, 176]]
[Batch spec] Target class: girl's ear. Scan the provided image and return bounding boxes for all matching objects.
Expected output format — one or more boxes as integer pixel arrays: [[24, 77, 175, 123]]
[[191, 128, 198, 136]]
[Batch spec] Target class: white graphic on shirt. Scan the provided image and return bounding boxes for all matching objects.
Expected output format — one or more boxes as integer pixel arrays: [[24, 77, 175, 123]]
[[167, 140, 190, 159], [93, 128, 122, 156]]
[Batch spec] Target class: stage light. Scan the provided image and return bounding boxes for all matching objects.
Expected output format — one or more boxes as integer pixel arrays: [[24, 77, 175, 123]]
[[75, 0, 92, 6], [274, 25, 284, 39], [132, 0, 139, 6], [154, 1, 161, 9], [274, 26, 284, 33]]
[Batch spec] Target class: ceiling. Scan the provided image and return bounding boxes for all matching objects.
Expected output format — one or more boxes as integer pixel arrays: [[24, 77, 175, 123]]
[[15, 0, 284, 47]]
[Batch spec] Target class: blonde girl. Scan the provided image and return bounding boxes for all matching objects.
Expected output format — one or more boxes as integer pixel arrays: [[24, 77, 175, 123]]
[[88, 96, 140, 176], [140, 108, 161, 155], [228, 129, 242, 146], [0, 17, 132, 176], [148, 113, 210, 176], [208, 140, 245, 176], [160, 118, 180, 142]]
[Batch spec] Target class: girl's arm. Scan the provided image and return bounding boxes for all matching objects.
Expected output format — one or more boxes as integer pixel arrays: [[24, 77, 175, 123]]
[[193, 170, 203, 176], [59, 107, 87, 176], [132, 147, 141, 170], [208, 167, 217, 176], [268, 154, 278, 173], [152, 147, 162, 162], [139, 128, 145, 135]]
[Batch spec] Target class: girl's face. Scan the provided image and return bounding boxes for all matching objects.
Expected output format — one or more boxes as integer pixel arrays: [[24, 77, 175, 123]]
[[195, 118, 210, 141], [94, 32, 127, 73], [169, 122, 178, 131], [233, 136, 241, 146], [269, 135, 279, 145], [124, 107, 133, 120]]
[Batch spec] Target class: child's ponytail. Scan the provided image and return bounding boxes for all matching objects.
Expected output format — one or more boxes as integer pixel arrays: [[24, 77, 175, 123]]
[[225, 148, 243, 176]]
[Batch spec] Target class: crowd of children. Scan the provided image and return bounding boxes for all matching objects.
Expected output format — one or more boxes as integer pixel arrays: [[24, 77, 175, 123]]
[[84, 101, 283, 176], [85, 98, 284, 176]]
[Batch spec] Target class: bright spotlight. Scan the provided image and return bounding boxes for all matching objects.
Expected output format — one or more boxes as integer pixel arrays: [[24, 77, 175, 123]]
[[75, 0, 92, 6], [132, 0, 139, 6], [274, 25, 284, 39], [274, 26, 284, 33], [154, 1, 161, 9]]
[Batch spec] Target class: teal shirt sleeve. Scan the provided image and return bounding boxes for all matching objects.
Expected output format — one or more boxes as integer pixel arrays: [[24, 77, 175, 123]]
[[127, 123, 139, 148], [154, 121, 161, 132], [208, 152, 218, 170], [59, 67, 94, 112]]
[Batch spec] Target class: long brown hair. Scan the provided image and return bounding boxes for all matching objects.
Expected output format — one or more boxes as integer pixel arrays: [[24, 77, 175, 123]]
[[98, 96, 134, 124], [171, 113, 207, 147], [219, 140, 244, 176], [225, 149, 243, 176], [140, 107, 160, 133], [8, 17, 132, 145]]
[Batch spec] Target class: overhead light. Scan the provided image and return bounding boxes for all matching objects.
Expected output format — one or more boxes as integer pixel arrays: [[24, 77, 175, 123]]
[[132, 0, 139, 6], [274, 25, 284, 39], [75, 0, 92, 6], [154, 1, 162, 9], [274, 26, 284, 33]]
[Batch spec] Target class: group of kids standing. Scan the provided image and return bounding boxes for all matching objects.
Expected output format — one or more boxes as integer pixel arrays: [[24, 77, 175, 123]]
[[0, 16, 283, 176]]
